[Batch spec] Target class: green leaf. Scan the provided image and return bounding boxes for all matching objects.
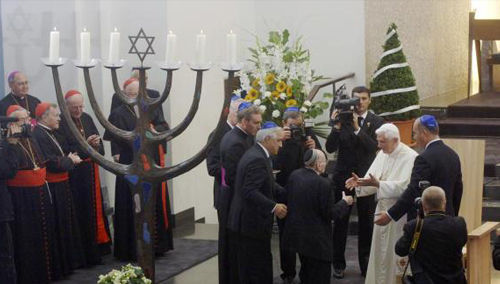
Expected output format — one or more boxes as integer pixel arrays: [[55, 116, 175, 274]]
[[269, 31, 281, 45], [323, 92, 333, 98], [282, 29, 290, 45]]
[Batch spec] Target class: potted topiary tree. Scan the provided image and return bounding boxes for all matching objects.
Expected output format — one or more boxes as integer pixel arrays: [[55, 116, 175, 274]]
[[370, 23, 421, 144]]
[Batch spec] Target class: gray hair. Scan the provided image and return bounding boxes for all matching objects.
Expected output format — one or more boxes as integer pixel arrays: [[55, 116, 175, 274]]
[[229, 98, 244, 112], [282, 110, 302, 123], [375, 123, 400, 141], [422, 186, 446, 211], [256, 127, 282, 142]]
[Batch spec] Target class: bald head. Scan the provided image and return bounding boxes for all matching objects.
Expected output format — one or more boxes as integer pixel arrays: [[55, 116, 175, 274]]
[[422, 186, 446, 213], [66, 93, 84, 119], [9, 72, 29, 97]]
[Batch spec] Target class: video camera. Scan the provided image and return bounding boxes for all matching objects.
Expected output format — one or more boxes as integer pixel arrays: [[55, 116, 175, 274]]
[[414, 180, 431, 219], [289, 119, 314, 143], [0, 116, 31, 140], [329, 84, 360, 126]]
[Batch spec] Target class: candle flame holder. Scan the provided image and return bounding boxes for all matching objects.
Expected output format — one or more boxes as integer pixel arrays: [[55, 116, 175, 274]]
[[43, 28, 240, 282]]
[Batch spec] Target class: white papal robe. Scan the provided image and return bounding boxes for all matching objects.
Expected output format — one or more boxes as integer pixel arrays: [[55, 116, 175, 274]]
[[356, 143, 418, 284]]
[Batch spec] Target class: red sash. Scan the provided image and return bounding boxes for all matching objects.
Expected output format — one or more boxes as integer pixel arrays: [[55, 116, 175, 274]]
[[46, 171, 69, 183], [8, 168, 47, 187], [159, 144, 169, 230]]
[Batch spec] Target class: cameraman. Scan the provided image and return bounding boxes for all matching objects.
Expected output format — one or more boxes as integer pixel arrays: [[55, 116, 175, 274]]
[[0, 118, 21, 283], [325, 86, 384, 278], [274, 107, 321, 282], [395, 186, 467, 284]]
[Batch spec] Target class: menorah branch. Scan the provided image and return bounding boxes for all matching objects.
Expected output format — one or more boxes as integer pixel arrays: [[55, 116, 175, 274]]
[[147, 70, 173, 109], [110, 67, 137, 106]]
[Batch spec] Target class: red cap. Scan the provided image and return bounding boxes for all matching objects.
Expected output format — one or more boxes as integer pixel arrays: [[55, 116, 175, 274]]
[[6, 105, 23, 116], [35, 102, 52, 118], [123, 78, 138, 90], [64, 89, 81, 100]]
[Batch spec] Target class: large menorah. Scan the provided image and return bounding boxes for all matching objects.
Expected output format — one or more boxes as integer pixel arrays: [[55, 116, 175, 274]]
[[42, 28, 240, 281]]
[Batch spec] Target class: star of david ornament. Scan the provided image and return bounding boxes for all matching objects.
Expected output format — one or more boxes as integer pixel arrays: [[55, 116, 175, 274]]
[[128, 28, 155, 66]]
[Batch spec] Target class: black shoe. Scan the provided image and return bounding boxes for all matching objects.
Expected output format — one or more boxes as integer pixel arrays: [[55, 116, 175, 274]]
[[332, 268, 344, 279]]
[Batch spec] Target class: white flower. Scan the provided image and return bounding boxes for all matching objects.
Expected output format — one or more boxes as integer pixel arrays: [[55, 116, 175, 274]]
[[254, 99, 261, 106], [303, 100, 312, 107], [300, 107, 308, 113], [263, 91, 271, 98], [272, 110, 280, 118], [233, 88, 242, 96], [279, 93, 287, 100], [259, 105, 267, 112]]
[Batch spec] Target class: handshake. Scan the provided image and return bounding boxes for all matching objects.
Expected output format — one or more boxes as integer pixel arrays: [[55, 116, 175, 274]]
[[274, 203, 288, 219]]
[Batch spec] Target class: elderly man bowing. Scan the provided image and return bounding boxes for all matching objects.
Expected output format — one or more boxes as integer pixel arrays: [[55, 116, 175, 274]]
[[346, 123, 417, 284], [227, 122, 287, 284]]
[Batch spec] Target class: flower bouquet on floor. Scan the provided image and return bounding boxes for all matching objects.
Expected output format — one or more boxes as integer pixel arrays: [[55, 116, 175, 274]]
[[97, 264, 152, 284], [235, 29, 331, 125]]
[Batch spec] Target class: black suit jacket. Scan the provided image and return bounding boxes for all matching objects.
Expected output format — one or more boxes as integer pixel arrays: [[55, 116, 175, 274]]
[[0, 141, 18, 222], [282, 168, 348, 261], [227, 144, 283, 240], [325, 111, 384, 186], [220, 127, 254, 190], [395, 212, 467, 284], [206, 122, 232, 208], [388, 140, 463, 221]]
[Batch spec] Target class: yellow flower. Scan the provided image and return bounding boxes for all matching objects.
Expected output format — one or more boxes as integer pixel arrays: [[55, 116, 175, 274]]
[[252, 78, 260, 89], [275, 81, 287, 92], [271, 91, 280, 100], [245, 88, 259, 101], [285, 99, 298, 107], [286, 86, 293, 97], [265, 73, 275, 85]]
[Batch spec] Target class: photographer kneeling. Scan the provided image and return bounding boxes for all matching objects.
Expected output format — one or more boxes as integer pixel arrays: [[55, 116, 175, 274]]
[[395, 186, 467, 284]]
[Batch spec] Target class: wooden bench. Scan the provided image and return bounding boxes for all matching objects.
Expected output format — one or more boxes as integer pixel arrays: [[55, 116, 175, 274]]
[[466, 221, 499, 284]]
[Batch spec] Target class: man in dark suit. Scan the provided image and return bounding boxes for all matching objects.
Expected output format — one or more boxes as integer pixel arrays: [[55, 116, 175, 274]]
[[283, 149, 352, 284], [274, 107, 321, 282], [219, 103, 262, 284], [0, 71, 40, 125], [395, 186, 467, 284], [375, 115, 463, 225], [325, 86, 384, 278], [227, 122, 288, 284], [205, 95, 242, 284]]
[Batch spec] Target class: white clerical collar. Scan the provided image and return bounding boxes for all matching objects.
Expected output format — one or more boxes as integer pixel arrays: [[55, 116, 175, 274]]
[[38, 122, 53, 131], [359, 111, 368, 120], [227, 120, 234, 129], [257, 142, 270, 158], [425, 138, 441, 149], [236, 124, 247, 135]]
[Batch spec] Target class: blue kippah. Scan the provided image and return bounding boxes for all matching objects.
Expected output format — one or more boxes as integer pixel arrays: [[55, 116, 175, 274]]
[[420, 115, 438, 130], [262, 121, 278, 129], [285, 106, 299, 112], [231, 94, 240, 101], [238, 101, 252, 111]]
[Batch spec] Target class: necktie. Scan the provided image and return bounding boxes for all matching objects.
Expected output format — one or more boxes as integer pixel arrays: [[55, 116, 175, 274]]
[[358, 117, 363, 127]]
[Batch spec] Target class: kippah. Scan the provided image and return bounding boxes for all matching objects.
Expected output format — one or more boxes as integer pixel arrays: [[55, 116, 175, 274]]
[[231, 94, 240, 101], [35, 102, 52, 118], [304, 149, 317, 166], [420, 115, 438, 131], [123, 78, 138, 90], [262, 121, 278, 129], [238, 101, 252, 112], [285, 106, 299, 112], [6, 105, 23, 116], [64, 89, 81, 99]]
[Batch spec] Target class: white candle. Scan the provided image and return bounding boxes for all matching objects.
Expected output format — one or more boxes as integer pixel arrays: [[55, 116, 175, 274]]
[[165, 30, 177, 64], [49, 27, 60, 63], [108, 27, 120, 65], [80, 28, 90, 64], [195, 30, 206, 66], [226, 30, 237, 66]]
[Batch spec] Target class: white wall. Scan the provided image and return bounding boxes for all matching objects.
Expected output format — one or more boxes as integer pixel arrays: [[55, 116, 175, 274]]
[[1, 0, 365, 224]]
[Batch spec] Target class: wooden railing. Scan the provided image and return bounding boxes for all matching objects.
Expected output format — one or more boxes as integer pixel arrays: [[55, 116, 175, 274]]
[[306, 72, 355, 102], [466, 221, 499, 284]]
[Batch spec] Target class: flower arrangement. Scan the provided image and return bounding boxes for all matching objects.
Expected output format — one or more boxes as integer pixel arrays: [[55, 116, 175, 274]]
[[97, 264, 152, 284], [235, 29, 330, 125]]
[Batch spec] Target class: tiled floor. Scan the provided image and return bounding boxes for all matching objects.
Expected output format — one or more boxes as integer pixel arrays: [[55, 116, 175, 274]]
[[165, 223, 364, 284]]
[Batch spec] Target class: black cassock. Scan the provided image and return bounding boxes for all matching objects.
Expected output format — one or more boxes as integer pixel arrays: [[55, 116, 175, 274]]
[[32, 125, 85, 274], [103, 104, 173, 261], [0, 93, 40, 122], [7, 138, 61, 283], [56, 112, 112, 265]]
